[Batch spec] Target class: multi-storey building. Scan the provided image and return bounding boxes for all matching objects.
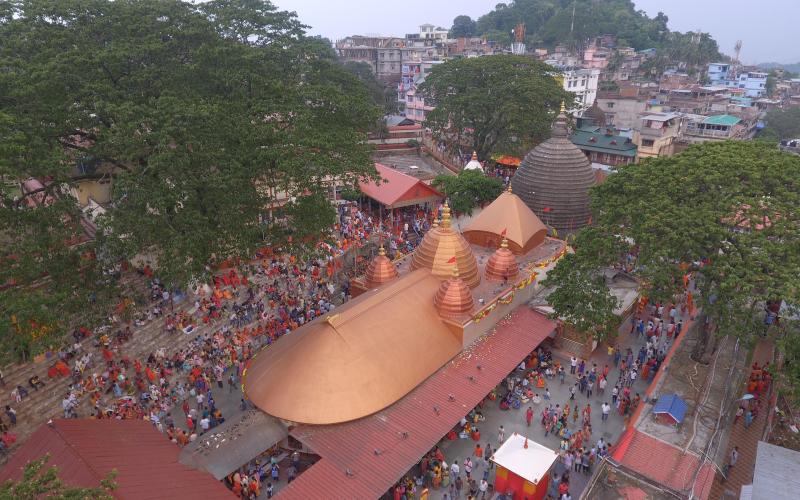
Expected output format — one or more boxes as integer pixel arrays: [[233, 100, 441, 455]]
[[335, 36, 404, 82], [558, 68, 601, 111], [633, 112, 684, 160], [595, 91, 649, 130], [706, 63, 768, 98]]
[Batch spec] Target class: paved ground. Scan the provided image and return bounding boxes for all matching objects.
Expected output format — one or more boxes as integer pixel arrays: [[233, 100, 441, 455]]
[[709, 337, 775, 499], [424, 312, 662, 500]]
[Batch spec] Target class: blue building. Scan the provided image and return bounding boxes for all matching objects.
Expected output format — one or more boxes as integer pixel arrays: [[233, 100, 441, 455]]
[[706, 63, 768, 98]]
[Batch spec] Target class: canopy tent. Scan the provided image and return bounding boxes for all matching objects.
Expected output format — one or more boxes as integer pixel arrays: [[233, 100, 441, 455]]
[[490, 154, 522, 167], [491, 433, 558, 500], [653, 394, 688, 425], [179, 410, 288, 480], [358, 163, 443, 209]]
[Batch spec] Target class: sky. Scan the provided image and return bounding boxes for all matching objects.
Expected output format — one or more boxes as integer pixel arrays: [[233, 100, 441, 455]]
[[272, 0, 800, 64]]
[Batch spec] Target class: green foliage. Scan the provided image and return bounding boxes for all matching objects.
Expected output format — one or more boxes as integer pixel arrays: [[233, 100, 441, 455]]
[[763, 107, 800, 140], [341, 60, 398, 114], [431, 170, 503, 216], [419, 55, 570, 160], [472, 1, 720, 66], [549, 142, 800, 346], [0, 454, 116, 499], [0, 0, 380, 360], [450, 15, 477, 38], [541, 253, 620, 343]]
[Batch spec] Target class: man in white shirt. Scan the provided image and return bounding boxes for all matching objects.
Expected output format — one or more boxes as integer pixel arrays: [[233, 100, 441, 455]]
[[570, 356, 578, 374], [601, 402, 611, 421], [450, 460, 460, 478]]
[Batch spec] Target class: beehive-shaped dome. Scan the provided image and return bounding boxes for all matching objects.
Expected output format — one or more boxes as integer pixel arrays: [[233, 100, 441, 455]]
[[411, 203, 481, 288], [511, 106, 596, 235], [485, 238, 520, 282], [365, 245, 399, 288], [433, 265, 475, 319]]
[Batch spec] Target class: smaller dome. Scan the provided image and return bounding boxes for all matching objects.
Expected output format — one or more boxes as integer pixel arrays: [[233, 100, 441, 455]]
[[433, 265, 475, 319], [485, 238, 520, 282], [365, 245, 399, 288], [464, 151, 483, 172]]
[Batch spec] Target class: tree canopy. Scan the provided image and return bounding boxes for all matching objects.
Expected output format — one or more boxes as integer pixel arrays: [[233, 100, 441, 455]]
[[0, 455, 116, 499], [471, 0, 721, 66], [431, 170, 504, 216], [0, 0, 379, 360], [449, 15, 477, 38], [418, 55, 570, 160], [761, 107, 800, 141], [546, 142, 800, 351]]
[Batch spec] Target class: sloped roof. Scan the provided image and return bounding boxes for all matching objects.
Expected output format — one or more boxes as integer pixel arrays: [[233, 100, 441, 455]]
[[653, 394, 688, 423], [751, 441, 800, 499], [703, 114, 741, 126], [0, 419, 232, 499], [463, 191, 547, 250], [244, 269, 462, 425], [570, 126, 637, 157], [358, 163, 443, 208], [278, 306, 556, 499], [491, 434, 558, 484]]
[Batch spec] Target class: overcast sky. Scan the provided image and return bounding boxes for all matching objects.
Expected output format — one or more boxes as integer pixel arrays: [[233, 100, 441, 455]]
[[272, 0, 799, 64]]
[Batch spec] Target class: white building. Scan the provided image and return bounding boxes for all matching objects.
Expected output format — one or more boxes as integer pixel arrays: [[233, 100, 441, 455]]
[[419, 23, 449, 41], [561, 68, 600, 111]]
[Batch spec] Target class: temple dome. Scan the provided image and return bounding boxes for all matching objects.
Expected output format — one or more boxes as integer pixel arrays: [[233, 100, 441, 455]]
[[364, 245, 398, 288], [411, 203, 481, 288], [511, 106, 596, 235], [433, 265, 475, 319], [485, 238, 520, 282], [464, 151, 483, 172]]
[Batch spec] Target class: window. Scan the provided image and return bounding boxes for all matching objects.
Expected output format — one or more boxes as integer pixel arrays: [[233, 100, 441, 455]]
[[581, 79, 586, 86], [642, 139, 655, 147], [606, 102, 615, 108]]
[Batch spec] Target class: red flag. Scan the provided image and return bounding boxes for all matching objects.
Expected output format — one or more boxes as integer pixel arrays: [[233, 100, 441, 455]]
[[447, 256, 457, 264], [500, 228, 507, 236], [542, 207, 552, 213]]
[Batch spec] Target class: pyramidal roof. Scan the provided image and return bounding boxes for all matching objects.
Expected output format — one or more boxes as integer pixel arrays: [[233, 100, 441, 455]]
[[462, 187, 548, 254], [511, 106, 595, 234]]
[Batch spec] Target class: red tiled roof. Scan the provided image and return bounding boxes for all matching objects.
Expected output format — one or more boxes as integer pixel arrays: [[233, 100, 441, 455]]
[[279, 307, 555, 499], [0, 419, 233, 500], [614, 430, 715, 499], [358, 163, 443, 208]]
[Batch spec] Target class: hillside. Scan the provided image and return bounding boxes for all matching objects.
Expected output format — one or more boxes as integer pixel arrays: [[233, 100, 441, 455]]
[[453, 0, 723, 67], [758, 62, 800, 74]]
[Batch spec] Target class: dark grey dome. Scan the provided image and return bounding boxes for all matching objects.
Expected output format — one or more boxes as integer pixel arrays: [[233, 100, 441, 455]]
[[511, 112, 595, 235]]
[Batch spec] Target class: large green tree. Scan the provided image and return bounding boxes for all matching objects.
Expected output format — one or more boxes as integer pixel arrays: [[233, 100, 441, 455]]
[[762, 107, 800, 141], [0, 0, 379, 361], [418, 55, 569, 160], [546, 142, 800, 354], [449, 15, 477, 38], [0, 455, 116, 499], [431, 170, 503, 216]]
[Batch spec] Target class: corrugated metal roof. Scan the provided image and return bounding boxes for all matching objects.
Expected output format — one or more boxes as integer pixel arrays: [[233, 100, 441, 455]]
[[358, 163, 443, 208], [751, 440, 800, 499], [703, 114, 741, 126], [0, 419, 233, 500], [278, 307, 555, 499]]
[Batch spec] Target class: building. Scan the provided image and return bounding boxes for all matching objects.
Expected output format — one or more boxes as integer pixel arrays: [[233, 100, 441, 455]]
[[367, 115, 423, 152], [683, 114, 756, 143], [707, 63, 768, 98], [241, 187, 568, 497], [511, 108, 596, 234], [740, 441, 800, 499], [335, 36, 404, 82], [735, 71, 768, 98], [491, 433, 559, 500], [595, 91, 649, 130], [633, 112, 684, 160], [399, 60, 443, 124], [560, 68, 600, 110], [708, 62, 732, 85], [570, 124, 637, 168], [418, 23, 448, 41]]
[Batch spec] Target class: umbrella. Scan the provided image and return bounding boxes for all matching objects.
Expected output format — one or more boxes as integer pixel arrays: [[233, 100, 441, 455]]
[[740, 394, 755, 400]]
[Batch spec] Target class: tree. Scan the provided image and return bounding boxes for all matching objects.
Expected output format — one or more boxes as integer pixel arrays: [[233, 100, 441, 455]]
[[431, 170, 503, 216], [546, 141, 800, 357], [0, 0, 379, 361], [449, 15, 477, 38], [419, 55, 570, 160], [341, 60, 398, 114], [0, 455, 116, 499], [762, 107, 800, 140]]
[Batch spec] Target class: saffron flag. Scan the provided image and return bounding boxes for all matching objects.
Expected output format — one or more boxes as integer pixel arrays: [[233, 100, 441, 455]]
[[447, 256, 457, 264], [500, 228, 507, 236], [542, 207, 552, 213]]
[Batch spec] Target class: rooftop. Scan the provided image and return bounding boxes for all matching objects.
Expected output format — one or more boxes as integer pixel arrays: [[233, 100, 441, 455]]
[[570, 126, 637, 157], [703, 114, 741, 126], [491, 434, 558, 484], [749, 441, 800, 499]]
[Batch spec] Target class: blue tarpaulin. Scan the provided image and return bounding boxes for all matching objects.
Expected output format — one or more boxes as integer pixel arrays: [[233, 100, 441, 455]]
[[653, 394, 687, 424]]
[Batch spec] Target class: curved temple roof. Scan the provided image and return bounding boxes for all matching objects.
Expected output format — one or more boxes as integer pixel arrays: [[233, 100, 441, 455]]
[[244, 269, 462, 425]]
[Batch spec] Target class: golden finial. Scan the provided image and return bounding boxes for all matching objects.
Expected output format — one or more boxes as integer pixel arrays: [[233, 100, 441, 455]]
[[432, 216, 439, 229], [378, 245, 386, 257], [441, 201, 452, 228], [501, 237, 509, 249], [471, 151, 478, 160], [452, 263, 460, 278], [507, 184, 513, 194], [560, 100, 566, 114]]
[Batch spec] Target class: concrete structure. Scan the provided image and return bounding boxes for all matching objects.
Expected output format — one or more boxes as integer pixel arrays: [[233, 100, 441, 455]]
[[683, 114, 757, 143], [633, 112, 684, 160], [560, 68, 600, 111], [418, 23, 448, 41], [740, 441, 800, 499], [335, 36, 405, 82], [707, 63, 768, 98], [596, 92, 648, 130]]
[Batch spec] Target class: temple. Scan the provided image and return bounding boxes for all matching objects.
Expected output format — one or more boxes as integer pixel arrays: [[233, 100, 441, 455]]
[[511, 105, 596, 235], [243, 183, 570, 497]]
